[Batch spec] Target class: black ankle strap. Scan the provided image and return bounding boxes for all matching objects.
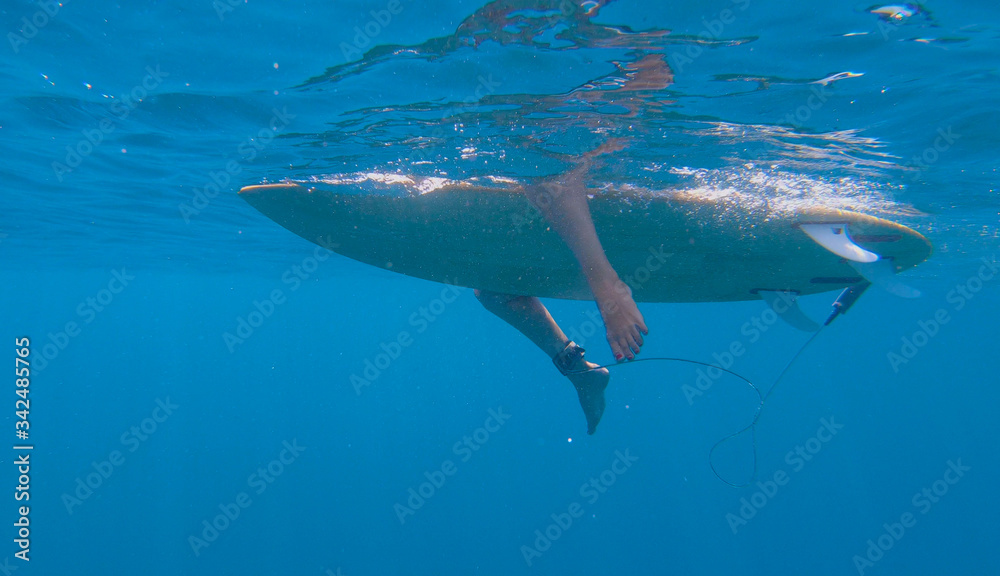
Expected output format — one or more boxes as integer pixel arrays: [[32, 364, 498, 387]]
[[553, 341, 586, 375]]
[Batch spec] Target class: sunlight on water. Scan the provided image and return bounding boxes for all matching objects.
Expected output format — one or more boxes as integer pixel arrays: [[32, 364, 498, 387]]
[[270, 0, 929, 224], [2, 0, 993, 267], [665, 165, 918, 217]]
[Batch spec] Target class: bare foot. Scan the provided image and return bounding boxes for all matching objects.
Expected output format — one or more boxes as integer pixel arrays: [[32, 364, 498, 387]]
[[552, 138, 628, 195], [567, 360, 610, 435], [584, 137, 628, 159], [594, 279, 648, 361]]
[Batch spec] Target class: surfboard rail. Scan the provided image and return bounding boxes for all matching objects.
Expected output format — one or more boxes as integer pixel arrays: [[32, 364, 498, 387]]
[[239, 179, 932, 303]]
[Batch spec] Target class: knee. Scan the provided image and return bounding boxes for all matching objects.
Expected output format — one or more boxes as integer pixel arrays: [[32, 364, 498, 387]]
[[474, 289, 518, 312], [474, 288, 502, 306]]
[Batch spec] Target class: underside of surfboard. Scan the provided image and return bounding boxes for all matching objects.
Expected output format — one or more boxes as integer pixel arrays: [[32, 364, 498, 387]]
[[238, 175, 932, 304]]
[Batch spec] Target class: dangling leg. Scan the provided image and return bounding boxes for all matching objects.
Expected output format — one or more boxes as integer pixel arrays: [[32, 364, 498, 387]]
[[475, 289, 609, 434], [525, 141, 648, 361]]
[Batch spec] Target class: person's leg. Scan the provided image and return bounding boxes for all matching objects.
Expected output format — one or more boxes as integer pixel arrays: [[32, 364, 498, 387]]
[[524, 144, 648, 361], [475, 289, 609, 434]]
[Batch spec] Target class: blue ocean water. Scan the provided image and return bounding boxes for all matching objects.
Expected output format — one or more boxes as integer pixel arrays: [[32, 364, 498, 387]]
[[1, 0, 998, 574]]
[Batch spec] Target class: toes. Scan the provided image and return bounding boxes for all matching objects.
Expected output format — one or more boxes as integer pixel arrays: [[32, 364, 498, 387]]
[[609, 340, 625, 362], [627, 336, 641, 357], [618, 336, 637, 360], [608, 330, 645, 360], [623, 326, 643, 356]]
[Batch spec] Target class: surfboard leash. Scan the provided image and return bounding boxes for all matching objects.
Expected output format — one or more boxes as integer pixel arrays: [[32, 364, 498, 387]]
[[572, 283, 870, 487]]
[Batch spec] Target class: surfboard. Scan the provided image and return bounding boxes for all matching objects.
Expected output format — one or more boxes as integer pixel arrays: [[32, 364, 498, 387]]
[[238, 174, 931, 303]]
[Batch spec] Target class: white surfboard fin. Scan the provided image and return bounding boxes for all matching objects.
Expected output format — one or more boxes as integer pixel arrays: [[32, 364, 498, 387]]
[[756, 290, 821, 332], [799, 222, 919, 298], [849, 258, 922, 298], [799, 223, 879, 263]]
